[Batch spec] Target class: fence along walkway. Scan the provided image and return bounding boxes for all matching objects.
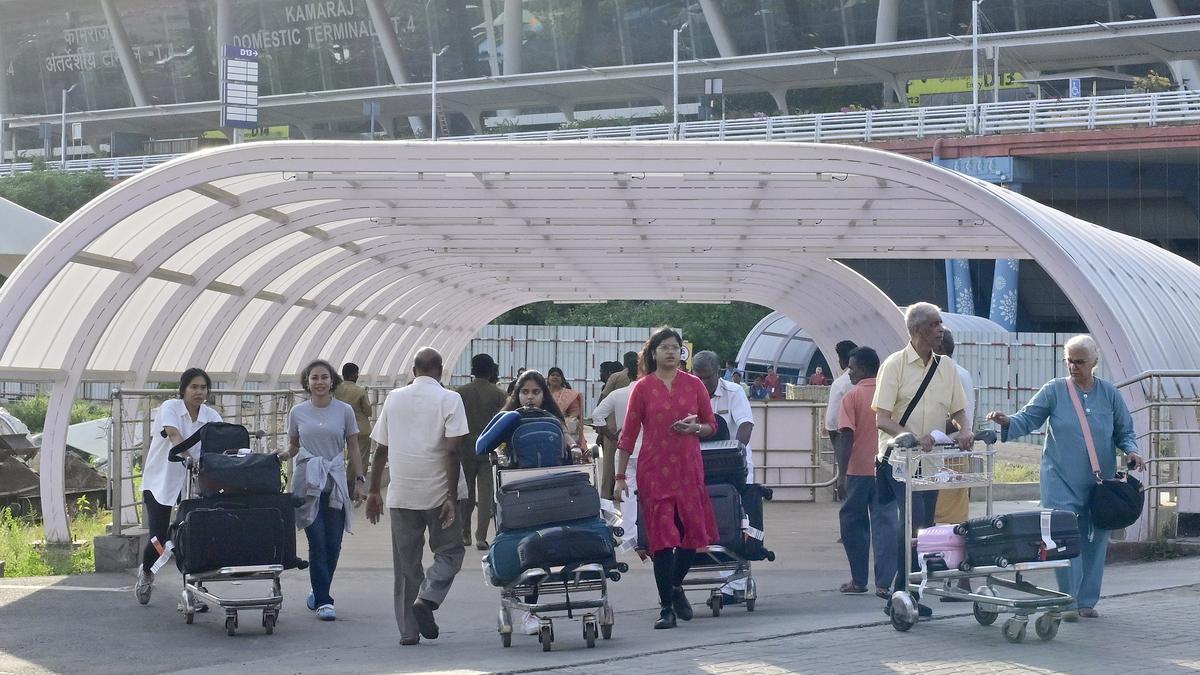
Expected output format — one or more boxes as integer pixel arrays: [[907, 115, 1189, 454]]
[[2, 90, 1198, 179]]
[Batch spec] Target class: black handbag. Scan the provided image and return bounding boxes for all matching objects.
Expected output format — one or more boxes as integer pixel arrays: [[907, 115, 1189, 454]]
[[875, 355, 941, 504], [1064, 380, 1144, 530]]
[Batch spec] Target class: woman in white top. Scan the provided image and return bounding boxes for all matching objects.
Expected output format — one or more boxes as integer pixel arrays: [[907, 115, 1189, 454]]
[[279, 359, 365, 622], [134, 368, 223, 605]]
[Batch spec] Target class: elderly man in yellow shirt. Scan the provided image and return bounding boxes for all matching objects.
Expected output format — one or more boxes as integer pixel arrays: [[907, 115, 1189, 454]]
[[872, 302, 973, 618]]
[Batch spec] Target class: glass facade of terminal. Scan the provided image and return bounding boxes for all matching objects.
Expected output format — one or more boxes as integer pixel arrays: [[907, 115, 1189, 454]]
[[2, 0, 1198, 116]]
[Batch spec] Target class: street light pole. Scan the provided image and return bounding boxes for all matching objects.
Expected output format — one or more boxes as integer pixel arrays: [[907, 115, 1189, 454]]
[[60, 84, 77, 169], [431, 45, 448, 141], [672, 21, 688, 138], [971, 0, 981, 130]]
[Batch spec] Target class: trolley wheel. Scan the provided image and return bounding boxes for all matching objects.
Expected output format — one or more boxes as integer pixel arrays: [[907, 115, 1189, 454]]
[[539, 625, 553, 652], [185, 612, 194, 625], [500, 632, 512, 648], [583, 620, 598, 649], [601, 623, 613, 640], [995, 556, 1009, 568], [611, 526, 624, 538], [889, 591, 917, 632], [992, 516, 1006, 530], [746, 597, 756, 612], [710, 592, 722, 617], [973, 586, 1000, 626], [225, 615, 238, 637], [1034, 613, 1060, 641], [263, 611, 275, 635], [1002, 618, 1027, 643]]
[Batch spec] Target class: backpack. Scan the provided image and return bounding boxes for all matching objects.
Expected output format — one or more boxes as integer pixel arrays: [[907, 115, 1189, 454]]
[[506, 407, 569, 468]]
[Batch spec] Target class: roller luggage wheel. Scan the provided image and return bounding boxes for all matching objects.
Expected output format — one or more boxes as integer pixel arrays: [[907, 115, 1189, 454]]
[[1034, 613, 1060, 641], [972, 586, 999, 626], [1002, 618, 1027, 643], [583, 619, 598, 648], [538, 625, 553, 652]]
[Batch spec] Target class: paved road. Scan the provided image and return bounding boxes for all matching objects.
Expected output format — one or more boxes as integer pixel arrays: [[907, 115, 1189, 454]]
[[1, 501, 1196, 674]]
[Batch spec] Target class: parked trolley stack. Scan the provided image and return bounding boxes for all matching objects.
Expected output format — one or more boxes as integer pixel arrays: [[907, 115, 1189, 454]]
[[165, 422, 304, 636], [477, 407, 627, 651], [886, 429, 1078, 642], [636, 439, 776, 616]]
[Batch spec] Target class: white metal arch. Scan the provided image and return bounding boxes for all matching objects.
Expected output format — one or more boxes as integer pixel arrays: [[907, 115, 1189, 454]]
[[3, 140, 1199, 543]]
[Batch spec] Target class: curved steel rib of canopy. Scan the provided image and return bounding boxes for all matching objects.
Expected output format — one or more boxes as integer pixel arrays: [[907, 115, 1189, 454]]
[[2, 140, 1198, 542]]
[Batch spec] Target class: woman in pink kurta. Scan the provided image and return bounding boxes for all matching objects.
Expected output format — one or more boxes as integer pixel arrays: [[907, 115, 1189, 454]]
[[614, 326, 718, 630]]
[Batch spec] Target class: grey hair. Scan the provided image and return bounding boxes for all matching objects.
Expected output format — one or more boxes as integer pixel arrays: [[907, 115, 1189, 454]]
[[692, 350, 720, 373], [904, 302, 942, 335], [1064, 335, 1100, 363]]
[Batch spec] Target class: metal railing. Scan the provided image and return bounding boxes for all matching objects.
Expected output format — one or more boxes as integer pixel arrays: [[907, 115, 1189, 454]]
[[108, 388, 297, 537], [1116, 371, 1200, 540], [3, 90, 1199, 179]]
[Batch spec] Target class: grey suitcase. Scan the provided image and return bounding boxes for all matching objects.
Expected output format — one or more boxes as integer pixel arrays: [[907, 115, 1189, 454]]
[[495, 471, 600, 532]]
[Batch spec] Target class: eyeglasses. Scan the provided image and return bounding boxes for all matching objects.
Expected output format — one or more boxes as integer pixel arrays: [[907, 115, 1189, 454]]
[[655, 343, 681, 352]]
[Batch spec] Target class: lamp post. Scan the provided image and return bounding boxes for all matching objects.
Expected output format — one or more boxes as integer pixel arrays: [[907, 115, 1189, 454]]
[[672, 21, 689, 138], [971, 0, 982, 131], [431, 45, 449, 141], [60, 83, 77, 169]]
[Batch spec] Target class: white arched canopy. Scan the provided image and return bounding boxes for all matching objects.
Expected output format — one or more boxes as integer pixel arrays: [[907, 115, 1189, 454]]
[[2, 140, 1199, 542]]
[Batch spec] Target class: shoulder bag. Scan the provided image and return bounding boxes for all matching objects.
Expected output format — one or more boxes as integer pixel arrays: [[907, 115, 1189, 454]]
[[1064, 380, 1143, 530]]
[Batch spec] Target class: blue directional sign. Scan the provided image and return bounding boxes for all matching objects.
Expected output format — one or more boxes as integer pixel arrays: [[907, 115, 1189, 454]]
[[221, 45, 260, 129]]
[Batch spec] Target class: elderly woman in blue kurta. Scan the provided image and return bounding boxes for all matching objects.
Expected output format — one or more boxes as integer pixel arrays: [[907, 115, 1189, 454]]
[[987, 335, 1144, 620]]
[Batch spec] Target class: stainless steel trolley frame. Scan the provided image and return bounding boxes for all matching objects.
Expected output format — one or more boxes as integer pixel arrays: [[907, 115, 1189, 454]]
[[487, 463, 627, 651], [886, 429, 1074, 643], [685, 544, 762, 616]]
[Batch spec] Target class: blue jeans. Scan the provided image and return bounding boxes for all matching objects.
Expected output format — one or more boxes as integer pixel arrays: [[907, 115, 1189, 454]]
[[839, 475, 898, 589], [305, 491, 346, 607]]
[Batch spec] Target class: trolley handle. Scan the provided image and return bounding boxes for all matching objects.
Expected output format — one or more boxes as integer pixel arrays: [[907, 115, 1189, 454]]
[[890, 429, 997, 450]]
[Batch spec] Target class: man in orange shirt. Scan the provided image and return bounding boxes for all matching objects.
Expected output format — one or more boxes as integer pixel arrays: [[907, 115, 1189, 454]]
[[835, 347, 897, 598]]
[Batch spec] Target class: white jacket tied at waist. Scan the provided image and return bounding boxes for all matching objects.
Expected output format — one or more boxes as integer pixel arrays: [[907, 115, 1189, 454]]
[[292, 448, 353, 533]]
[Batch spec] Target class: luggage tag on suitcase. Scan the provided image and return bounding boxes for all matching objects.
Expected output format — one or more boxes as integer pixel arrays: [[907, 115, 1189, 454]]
[[600, 499, 623, 527], [1037, 510, 1058, 561], [149, 539, 175, 574]]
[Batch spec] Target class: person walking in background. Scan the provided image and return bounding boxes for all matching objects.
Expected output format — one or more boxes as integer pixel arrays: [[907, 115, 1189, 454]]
[[614, 326, 718, 630], [835, 347, 897, 599], [873, 303, 972, 619], [134, 368, 223, 606], [455, 354, 507, 551], [282, 359, 365, 622], [825, 340, 858, 502], [335, 362, 374, 477], [366, 347, 468, 646], [547, 366, 587, 451], [594, 352, 639, 498], [987, 335, 1142, 621]]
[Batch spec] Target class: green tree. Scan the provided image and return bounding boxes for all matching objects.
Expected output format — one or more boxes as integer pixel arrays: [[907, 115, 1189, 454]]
[[0, 161, 111, 222], [493, 300, 772, 364]]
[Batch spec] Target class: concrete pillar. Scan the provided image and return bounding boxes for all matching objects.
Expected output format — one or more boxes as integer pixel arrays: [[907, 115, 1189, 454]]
[[463, 109, 484, 134], [696, 0, 740, 57], [769, 89, 788, 114], [365, 0, 427, 136], [99, 0, 150, 107], [502, 0, 523, 75], [1149, 0, 1200, 89], [875, 0, 901, 104]]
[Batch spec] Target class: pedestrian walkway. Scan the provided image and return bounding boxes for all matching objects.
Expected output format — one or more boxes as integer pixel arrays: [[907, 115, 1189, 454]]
[[1, 501, 1196, 674]]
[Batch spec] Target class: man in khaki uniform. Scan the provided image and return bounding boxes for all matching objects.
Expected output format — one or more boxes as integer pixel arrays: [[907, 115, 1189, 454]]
[[595, 351, 638, 499], [873, 303, 973, 615], [455, 353, 507, 549], [336, 362, 374, 472]]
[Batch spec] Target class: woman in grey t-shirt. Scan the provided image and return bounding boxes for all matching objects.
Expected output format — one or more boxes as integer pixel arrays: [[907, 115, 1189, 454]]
[[281, 359, 365, 621]]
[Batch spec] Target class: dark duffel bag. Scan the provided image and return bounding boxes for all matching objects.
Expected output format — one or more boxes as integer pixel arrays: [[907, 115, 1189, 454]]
[[516, 518, 615, 572], [172, 493, 303, 573], [196, 452, 282, 498], [496, 471, 600, 532], [957, 509, 1080, 570], [706, 483, 745, 551], [700, 440, 747, 488], [168, 422, 251, 461], [486, 525, 537, 586], [737, 483, 775, 561]]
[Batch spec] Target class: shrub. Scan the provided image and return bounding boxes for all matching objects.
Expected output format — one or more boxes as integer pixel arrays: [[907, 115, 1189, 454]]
[[5, 395, 109, 433]]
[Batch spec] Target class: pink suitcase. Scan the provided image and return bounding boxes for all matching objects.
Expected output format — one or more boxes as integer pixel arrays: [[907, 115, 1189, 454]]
[[916, 524, 966, 571]]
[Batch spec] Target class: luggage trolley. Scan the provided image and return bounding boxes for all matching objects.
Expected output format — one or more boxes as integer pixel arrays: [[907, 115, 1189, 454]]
[[166, 423, 290, 636], [886, 430, 1074, 642], [485, 462, 628, 652]]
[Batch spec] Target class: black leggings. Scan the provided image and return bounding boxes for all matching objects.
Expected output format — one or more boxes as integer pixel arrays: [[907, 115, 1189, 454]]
[[652, 548, 697, 606], [141, 490, 173, 574]]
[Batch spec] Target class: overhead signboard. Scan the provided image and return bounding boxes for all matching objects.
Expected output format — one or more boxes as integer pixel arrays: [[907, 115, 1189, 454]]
[[221, 45, 260, 129]]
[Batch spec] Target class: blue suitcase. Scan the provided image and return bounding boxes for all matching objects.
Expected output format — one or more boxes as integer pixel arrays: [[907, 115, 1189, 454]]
[[486, 517, 613, 586]]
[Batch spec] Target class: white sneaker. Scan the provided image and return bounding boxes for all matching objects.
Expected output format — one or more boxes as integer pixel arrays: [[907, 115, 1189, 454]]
[[521, 611, 540, 635], [134, 568, 154, 605]]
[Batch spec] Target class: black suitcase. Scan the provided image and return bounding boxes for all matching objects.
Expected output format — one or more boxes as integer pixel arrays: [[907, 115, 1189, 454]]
[[196, 452, 283, 498], [516, 519, 615, 571], [707, 483, 745, 550], [700, 440, 747, 488], [168, 422, 251, 461], [173, 493, 302, 573], [496, 471, 600, 532], [737, 483, 775, 561], [957, 509, 1080, 569]]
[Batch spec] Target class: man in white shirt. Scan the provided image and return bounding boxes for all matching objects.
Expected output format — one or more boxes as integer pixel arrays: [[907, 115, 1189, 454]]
[[591, 377, 641, 542], [366, 347, 469, 646], [824, 341, 858, 501]]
